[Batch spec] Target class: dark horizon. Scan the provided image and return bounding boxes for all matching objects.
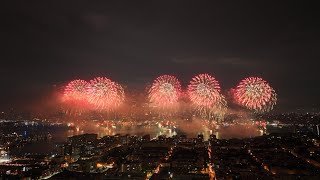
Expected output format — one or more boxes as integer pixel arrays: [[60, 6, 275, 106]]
[[1, 1, 320, 112]]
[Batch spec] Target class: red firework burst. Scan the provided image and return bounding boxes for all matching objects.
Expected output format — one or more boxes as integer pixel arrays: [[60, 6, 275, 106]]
[[148, 75, 182, 109], [234, 77, 277, 112], [86, 77, 124, 110], [188, 74, 221, 107], [62, 79, 90, 114], [63, 80, 88, 100]]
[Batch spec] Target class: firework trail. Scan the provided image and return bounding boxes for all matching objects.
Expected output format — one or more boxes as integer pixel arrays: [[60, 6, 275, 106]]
[[113, 82, 125, 107], [208, 94, 228, 117], [148, 75, 182, 111], [234, 77, 277, 112]]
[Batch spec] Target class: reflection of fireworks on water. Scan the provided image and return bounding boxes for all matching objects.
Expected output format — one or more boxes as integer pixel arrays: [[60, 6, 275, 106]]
[[188, 74, 227, 119], [234, 77, 277, 112], [159, 120, 177, 128], [158, 119, 178, 137], [148, 75, 182, 110], [62, 79, 89, 115], [86, 77, 125, 111]]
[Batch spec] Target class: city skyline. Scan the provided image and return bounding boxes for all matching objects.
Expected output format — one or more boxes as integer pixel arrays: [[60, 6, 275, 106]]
[[1, 1, 320, 179]]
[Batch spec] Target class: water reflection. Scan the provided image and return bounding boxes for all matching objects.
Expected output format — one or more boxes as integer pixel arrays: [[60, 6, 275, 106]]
[[10, 120, 319, 156], [63, 123, 262, 141]]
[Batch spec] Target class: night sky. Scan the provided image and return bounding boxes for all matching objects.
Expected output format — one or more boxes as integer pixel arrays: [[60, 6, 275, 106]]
[[1, 1, 319, 111]]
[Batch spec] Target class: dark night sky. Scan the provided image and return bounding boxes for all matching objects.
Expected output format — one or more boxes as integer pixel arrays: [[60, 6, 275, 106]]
[[1, 0, 319, 111]]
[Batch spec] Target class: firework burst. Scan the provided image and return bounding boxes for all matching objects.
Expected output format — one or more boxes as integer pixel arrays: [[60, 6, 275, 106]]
[[234, 77, 277, 112], [148, 75, 182, 110], [188, 74, 227, 118], [86, 77, 125, 110], [62, 79, 89, 115], [63, 80, 88, 101]]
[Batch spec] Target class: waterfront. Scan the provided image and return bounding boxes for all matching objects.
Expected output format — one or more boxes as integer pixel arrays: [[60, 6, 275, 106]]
[[5, 119, 320, 157]]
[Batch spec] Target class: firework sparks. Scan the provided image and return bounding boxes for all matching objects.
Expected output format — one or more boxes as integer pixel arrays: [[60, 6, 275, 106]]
[[63, 79, 88, 101], [188, 74, 227, 119], [86, 77, 125, 110], [148, 75, 182, 110], [234, 77, 277, 112], [62, 79, 89, 115]]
